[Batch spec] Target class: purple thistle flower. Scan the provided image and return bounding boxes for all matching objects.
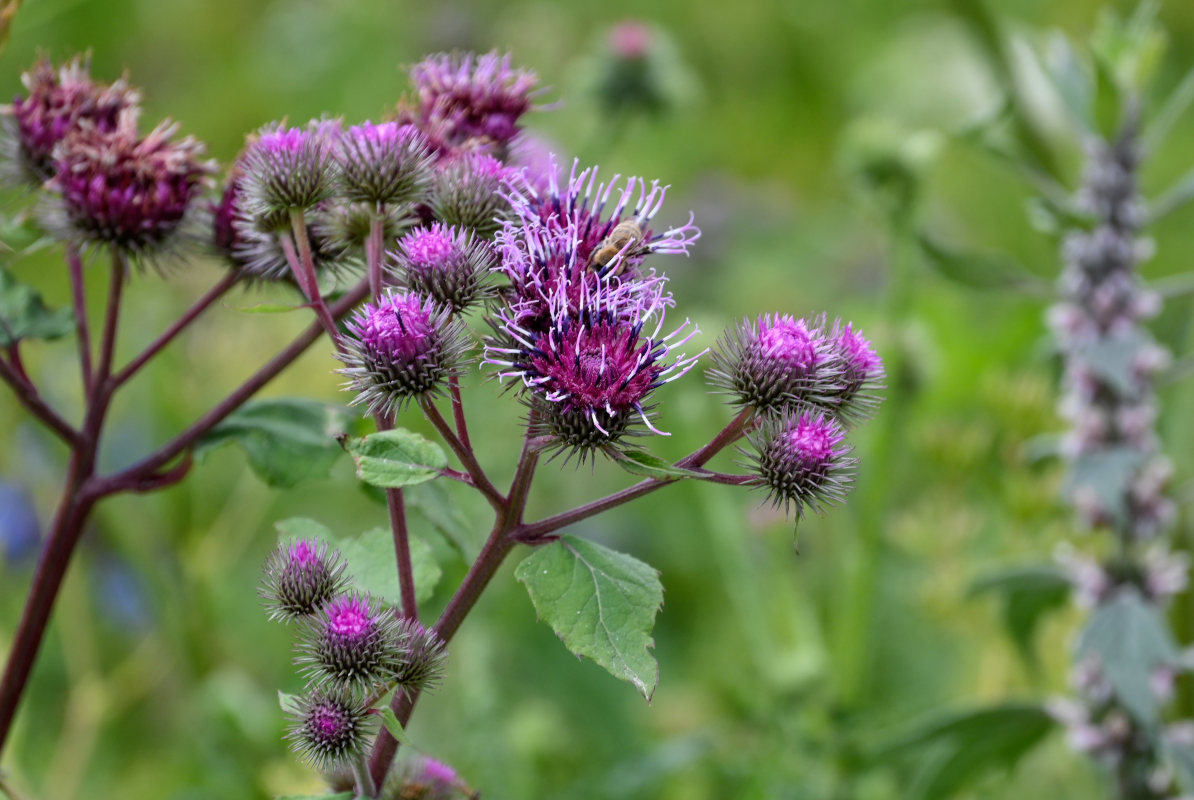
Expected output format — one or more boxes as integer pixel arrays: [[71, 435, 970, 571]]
[[406, 50, 538, 157], [260, 538, 349, 623], [746, 411, 856, 518], [2, 55, 140, 185], [44, 117, 214, 262], [428, 151, 518, 237], [335, 120, 433, 206], [390, 222, 496, 312], [708, 313, 839, 415], [503, 156, 700, 273], [296, 592, 403, 692], [339, 290, 472, 417], [815, 320, 885, 424], [285, 688, 373, 770], [240, 121, 339, 224]]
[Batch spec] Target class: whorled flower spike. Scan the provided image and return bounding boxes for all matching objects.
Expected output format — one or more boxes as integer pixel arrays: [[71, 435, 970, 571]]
[[2, 55, 140, 185], [338, 290, 472, 417], [240, 121, 340, 226], [335, 120, 433, 206], [389, 222, 497, 312], [707, 313, 839, 416], [295, 592, 404, 693], [285, 688, 373, 771], [260, 538, 349, 623], [746, 411, 856, 519], [44, 116, 215, 262], [391, 618, 448, 696], [429, 151, 516, 238]]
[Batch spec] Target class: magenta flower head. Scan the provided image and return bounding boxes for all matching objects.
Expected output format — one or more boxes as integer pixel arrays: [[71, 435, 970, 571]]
[[44, 116, 214, 262], [240, 120, 340, 227], [339, 290, 471, 417], [429, 151, 517, 237], [391, 618, 448, 696], [260, 538, 349, 623], [296, 592, 403, 693], [407, 50, 538, 156], [818, 320, 885, 424], [285, 688, 373, 770], [708, 313, 838, 415], [486, 283, 703, 461], [335, 120, 433, 206], [747, 411, 856, 518], [2, 55, 140, 185], [390, 222, 496, 312]]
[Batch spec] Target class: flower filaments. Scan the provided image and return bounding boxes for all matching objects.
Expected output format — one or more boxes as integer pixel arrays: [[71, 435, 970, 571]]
[[390, 222, 496, 312], [429, 151, 516, 237], [3, 55, 140, 185], [747, 411, 855, 518], [44, 117, 214, 261], [708, 313, 838, 415], [339, 290, 471, 417], [335, 120, 433, 206], [260, 539, 349, 623], [295, 592, 403, 693], [285, 688, 373, 770], [240, 121, 339, 225]]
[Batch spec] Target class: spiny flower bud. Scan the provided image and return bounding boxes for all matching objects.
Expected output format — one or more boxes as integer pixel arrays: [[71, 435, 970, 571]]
[[429, 152, 515, 237], [336, 120, 433, 206], [746, 411, 855, 518], [815, 320, 884, 425], [240, 121, 339, 225], [260, 538, 349, 622], [708, 313, 837, 415], [44, 116, 214, 261], [311, 200, 412, 255], [390, 222, 496, 312], [339, 290, 471, 417], [2, 55, 140, 185], [391, 618, 448, 696], [285, 688, 373, 770], [296, 592, 403, 693]]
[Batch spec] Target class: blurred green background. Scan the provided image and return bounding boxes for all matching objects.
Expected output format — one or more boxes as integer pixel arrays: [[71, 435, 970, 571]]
[[3, 0, 1194, 797]]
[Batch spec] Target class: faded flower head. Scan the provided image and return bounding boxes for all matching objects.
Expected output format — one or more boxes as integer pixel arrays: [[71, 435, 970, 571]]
[[240, 121, 339, 224], [285, 688, 372, 770], [390, 222, 496, 312], [260, 538, 349, 623], [339, 290, 471, 416], [709, 314, 838, 414], [407, 50, 538, 156], [45, 117, 214, 261], [336, 120, 433, 206], [296, 592, 403, 692], [3, 55, 140, 185], [429, 151, 517, 237], [747, 411, 855, 518]]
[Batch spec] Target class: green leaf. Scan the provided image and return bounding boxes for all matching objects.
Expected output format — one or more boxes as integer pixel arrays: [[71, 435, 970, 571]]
[[877, 704, 1055, 800], [1077, 330, 1149, 397], [373, 706, 409, 744], [1148, 167, 1194, 224], [197, 398, 356, 488], [277, 690, 299, 712], [406, 480, 474, 557], [0, 268, 74, 347], [611, 449, 702, 480], [1043, 32, 1093, 133], [1145, 64, 1194, 152], [969, 565, 1070, 664], [516, 536, 664, 701], [1062, 447, 1147, 527], [338, 526, 441, 606], [343, 429, 447, 488], [1167, 739, 1194, 792], [1076, 587, 1179, 726], [917, 233, 1049, 295]]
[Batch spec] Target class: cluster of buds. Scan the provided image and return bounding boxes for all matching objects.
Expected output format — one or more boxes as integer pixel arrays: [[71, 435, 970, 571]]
[[2, 56, 214, 266], [261, 538, 447, 774]]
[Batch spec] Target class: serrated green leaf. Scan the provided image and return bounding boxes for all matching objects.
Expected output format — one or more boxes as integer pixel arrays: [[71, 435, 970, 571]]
[[338, 526, 440, 606], [374, 706, 409, 744], [0, 267, 74, 347], [516, 536, 663, 701], [969, 565, 1070, 664], [1077, 587, 1178, 726], [612, 449, 701, 479], [344, 429, 447, 488], [197, 398, 356, 488], [917, 233, 1049, 294]]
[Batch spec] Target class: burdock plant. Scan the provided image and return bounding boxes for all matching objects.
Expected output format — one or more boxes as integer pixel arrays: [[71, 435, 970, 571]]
[[0, 48, 884, 798]]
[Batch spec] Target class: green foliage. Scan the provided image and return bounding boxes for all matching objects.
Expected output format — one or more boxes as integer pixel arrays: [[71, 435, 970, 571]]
[[968, 565, 1070, 664], [344, 429, 448, 488], [0, 267, 72, 346], [516, 536, 664, 701], [916, 233, 1048, 294], [1061, 447, 1147, 527], [610, 449, 701, 479], [375, 707, 409, 745]]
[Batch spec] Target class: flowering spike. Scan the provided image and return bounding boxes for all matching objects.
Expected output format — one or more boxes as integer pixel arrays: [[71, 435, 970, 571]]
[[335, 120, 433, 206], [295, 592, 404, 693], [260, 538, 349, 623], [390, 222, 497, 312], [745, 411, 856, 518], [284, 688, 373, 770]]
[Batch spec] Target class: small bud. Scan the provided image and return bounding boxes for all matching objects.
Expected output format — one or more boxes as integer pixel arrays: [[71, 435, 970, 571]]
[[311, 199, 413, 255], [429, 152, 515, 237], [708, 314, 836, 414], [392, 618, 448, 696], [339, 290, 472, 417], [240, 121, 339, 225], [285, 688, 373, 770], [260, 538, 349, 623], [390, 222, 496, 312], [336, 121, 433, 206], [815, 321, 884, 424], [296, 592, 403, 693], [746, 411, 855, 518]]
